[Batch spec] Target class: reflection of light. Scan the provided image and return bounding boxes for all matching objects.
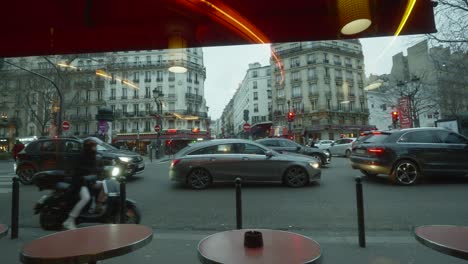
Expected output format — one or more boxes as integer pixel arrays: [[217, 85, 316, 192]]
[[168, 66, 188, 73], [122, 80, 139, 89], [341, 101, 350, 104], [197, 138, 203, 141], [338, 0, 372, 35], [96, 70, 112, 79], [365, 81, 383, 91], [57, 63, 78, 70], [173, 113, 199, 120]]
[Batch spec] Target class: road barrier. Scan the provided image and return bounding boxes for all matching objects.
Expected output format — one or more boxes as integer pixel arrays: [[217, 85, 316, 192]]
[[355, 177, 366, 248], [120, 179, 127, 224], [235, 178, 242, 229], [11, 177, 19, 239]]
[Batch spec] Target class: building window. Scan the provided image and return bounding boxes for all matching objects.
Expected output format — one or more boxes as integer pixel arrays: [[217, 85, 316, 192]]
[[146, 56, 151, 64], [277, 104, 284, 113], [122, 88, 127, 99], [333, 55, 341, 65], [307, 54, 315, 64], [293, 102, 302, 112], [169, 72, 175, 82], [292, 85, 302, 97], [349, 101, 354, 111], [145, 71, 151, 82], [352, 117, 357, 124], [335, 70, 342, 78], [134, 56, 140, 64], [252, 71, 258, 78], [253, 81, 258, 89], [346, 71, 353, 80], [86, 90, 91, 102], [308, 68, 316, 79], [267, 69, 271, 76], [97, 90, 102, 101], [323, 53, 329, 63], [145, 103, 151, 113], [339, 116, 345, 125], [267, 90, 272, 99], [111, 105, 115, 113], [292, 71, 300, 81], [145, 87, 151, 98], [122, 122, 127, 132], [122, 105, 127, 114], [254, 104, 259, 113], [325, 67, 330, 77], [133, 104, 139, 114], [253, 92, 258, 100], [133, 72, 140, 82], [194, 73, 199, 84], [169, 102, 175, 111], [278, 89, 285, 97], [338, 102, 342, 111], [381, 104, 387, 111], [360, 102, 365, 111], [311, 99, 317, 110], [133, 89, 139, 99], [309, 84, 317, 94], [156, 71, 163, 82], [327, 99, 331, 110], [267, 79, 272, 87], [291, 57, 300, 67], [111, 88, 116, 100]]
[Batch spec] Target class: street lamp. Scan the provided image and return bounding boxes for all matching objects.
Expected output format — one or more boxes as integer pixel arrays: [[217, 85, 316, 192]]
[[152, 88, 164, 158]]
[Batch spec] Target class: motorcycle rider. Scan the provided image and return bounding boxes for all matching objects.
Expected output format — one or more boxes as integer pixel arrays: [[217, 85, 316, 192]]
[[62, 139, 98, 230]]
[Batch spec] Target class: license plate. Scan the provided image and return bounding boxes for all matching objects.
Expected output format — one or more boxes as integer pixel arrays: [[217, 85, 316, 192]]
[[356, 149, 366, 155], [138, 163, 144, 168]]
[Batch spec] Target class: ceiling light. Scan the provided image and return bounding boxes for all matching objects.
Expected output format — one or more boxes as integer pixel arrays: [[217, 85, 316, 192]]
[[338, 0, 372, 35], [168, 32, 188, 74]]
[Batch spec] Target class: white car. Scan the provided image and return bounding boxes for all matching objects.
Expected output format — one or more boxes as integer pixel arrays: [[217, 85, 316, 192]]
[[328, 138, 357, 157], [314, 140, 334, 150]]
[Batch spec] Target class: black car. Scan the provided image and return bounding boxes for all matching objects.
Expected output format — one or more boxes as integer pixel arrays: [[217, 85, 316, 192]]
[[256, 138, 331, 167], [350, 128, 468, 185], [16, 137, 145, 184]]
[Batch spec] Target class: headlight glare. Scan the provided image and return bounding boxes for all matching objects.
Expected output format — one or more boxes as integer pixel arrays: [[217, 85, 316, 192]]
[[119, 157, 131, 162], [111, 167, 120, 177], [310, 161, 320, 169]]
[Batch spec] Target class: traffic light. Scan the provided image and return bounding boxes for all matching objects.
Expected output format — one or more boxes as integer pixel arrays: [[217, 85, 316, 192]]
[[287, 111, 295, 122], [243, 109, 249, 122], [391, 111, 399, 123]]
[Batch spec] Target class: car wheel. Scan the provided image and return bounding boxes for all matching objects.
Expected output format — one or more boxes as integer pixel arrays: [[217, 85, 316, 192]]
[[310, 154, 323, 167], [390, 160, 420, 185], [18, 165, 35, 185], [284, 166, 309, 188], [360, 169, 378, 177], [345, 149, 351, 158], [187, 168, 212, 189]]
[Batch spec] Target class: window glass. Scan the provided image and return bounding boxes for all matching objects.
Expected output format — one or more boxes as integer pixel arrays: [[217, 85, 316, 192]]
[[235, 143, 266, 155], [260, 140, 280, 147], [436, 130, 468, 144], [40, 141, 58, 152], [189, 144, 235, 155], [399, 131, 437, 143], [279, 140, 298, 147], [62, 141, 82, 153]]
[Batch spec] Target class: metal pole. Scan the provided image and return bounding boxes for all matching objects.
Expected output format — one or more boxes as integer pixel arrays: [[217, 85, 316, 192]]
[[119, 179, 126, 224], [355, 177, 366, 247], [235, 177, 242, 229], [11, 177, 19, 239]]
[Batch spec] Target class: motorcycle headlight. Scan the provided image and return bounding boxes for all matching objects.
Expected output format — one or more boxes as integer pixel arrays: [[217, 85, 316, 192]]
[[309, 161, 320, 169], [111, 167, 120, 177], [119, 157, 131, 163]]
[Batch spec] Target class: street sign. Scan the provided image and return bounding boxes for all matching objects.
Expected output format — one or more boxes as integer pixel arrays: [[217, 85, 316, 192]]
[[62, 121, 70, 131], [98, 120, 108, 135], [243, 123, 251, 131], [154, 124, 161, 132]]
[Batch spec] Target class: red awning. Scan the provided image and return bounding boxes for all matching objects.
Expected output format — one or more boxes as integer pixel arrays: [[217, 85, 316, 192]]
[[1, 0, 436, 57]]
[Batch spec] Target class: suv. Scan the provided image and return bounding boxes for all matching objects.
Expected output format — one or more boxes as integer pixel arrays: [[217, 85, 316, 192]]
[[16, 137, 145, 184], [256, 138, 331, 167], [350, 128, 468, 185]]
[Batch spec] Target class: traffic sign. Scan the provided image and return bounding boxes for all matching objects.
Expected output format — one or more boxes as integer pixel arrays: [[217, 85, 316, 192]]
[[154, 124, 161, 132], [62, 121, 70, 131], [243, 123, 251, 131]]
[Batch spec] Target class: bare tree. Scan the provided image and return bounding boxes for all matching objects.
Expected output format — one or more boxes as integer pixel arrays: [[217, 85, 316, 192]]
[[428, 0, 468, 51]]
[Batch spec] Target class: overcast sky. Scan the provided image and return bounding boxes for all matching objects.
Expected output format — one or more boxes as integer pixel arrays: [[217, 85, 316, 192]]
[[204, 35, 421, 120]]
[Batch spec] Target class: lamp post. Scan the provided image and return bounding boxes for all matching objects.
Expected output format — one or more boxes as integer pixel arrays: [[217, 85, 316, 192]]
[[153, 88, 164, 158]]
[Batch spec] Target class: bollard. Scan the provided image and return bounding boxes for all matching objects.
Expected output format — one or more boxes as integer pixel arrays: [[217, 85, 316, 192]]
[[119, 179, 127, 224], [235, 178, 242, 230], [11, 177, 19, 239], [355, 177, 366, 248]]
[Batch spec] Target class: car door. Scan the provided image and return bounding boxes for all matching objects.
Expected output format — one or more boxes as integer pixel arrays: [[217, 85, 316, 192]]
[[234, 143, 279, 182], [328, 139, 343, 155], [279, 140, 300, 153], [258, 139, 281, 152], [397, 131, 444, 173], [37, 140, 60, 171], [434, 130, 468, 173], [59, 140, 83, 172]]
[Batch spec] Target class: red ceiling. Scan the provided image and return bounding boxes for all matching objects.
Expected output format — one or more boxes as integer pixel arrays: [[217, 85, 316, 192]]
[[0, 0, 436, 57]]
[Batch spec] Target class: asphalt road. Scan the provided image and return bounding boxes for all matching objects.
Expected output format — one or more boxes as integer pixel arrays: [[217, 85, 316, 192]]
[[1, 157, 468, 231], [1, 157, 468, 263]]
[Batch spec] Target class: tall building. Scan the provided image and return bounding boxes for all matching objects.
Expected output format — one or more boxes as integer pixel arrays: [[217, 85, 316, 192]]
[[0, 48, 210, 151], [232, 63, 272, 136], [271, 40, 372, 143]]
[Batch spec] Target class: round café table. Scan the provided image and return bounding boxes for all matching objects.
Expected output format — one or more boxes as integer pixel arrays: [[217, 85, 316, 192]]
[[20, 224, 153, 264], [415, 225, 468, 260], [198, 229, 322, 264], [0, 224, 8, 239]]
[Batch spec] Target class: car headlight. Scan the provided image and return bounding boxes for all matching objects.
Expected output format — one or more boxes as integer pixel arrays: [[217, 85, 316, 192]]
[[119, 157, 131, 162], [324, 151, 330, 156], [309, 161, 320, 169], [111, 167, 120, 177]]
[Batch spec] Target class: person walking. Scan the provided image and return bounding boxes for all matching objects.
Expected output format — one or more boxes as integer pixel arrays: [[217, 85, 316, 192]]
[[12, 140, 25, 162]]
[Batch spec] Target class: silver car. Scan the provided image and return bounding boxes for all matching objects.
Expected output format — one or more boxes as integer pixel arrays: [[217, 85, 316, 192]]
[[169, 139, 321, 189], [327, 138, 357, 157]]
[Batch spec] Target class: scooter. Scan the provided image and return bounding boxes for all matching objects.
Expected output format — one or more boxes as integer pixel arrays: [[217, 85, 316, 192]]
[[32, 165, 141, 230]]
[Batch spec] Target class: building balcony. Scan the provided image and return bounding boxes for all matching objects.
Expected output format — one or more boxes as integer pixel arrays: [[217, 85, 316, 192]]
[[345, 63, 353, 68], [121, 96, 128, 100], [194, 80, 200, 85], [95, 80, 105, 89], [168, 77, 175, 82], [335, 77, 343, 85], [109, 96, 116, 101], [69, 114, 92, 121], [323, 59, 330, 64], [290, 78, 302, 84], [156, 78, 163, 82], [144, 79, 151, 83], [307, 60, 316, 65], [185, 93, 203, 102], [334, 61, 342, 66], [133, 79, 140, 83], [292, 94, 303, 100]]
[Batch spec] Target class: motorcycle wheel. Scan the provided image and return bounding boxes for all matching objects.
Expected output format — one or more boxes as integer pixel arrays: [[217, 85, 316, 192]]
[[40, 208, 67, 231], [114, 202, 141, 224]]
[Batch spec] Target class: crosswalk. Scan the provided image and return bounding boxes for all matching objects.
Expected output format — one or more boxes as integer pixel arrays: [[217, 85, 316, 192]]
[[0, 174, 14, 194]]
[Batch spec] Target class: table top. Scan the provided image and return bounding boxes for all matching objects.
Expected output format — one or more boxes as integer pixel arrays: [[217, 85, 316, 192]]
[[21, 224, 153, 264], [0, 224, 8, 239], [415, 225, 468, 260], [198, 229, 321, 264]]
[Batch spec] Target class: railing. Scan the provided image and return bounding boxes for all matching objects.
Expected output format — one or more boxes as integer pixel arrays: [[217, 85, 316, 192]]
[[168, 77, 175, 82], [185, 93, 203, 102], [121, 96, 128, 100], [144, 79, 151, 83]]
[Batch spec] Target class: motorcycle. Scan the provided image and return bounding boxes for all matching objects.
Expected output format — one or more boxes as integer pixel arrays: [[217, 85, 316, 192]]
[[32, 165, 141, 230]]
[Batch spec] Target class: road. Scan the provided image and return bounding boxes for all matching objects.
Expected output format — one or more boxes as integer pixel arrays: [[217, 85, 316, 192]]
[[1, 157, 468, 263]]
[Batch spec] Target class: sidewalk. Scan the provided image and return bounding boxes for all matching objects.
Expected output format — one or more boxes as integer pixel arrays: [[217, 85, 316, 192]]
[[1, 228, 466, 263]]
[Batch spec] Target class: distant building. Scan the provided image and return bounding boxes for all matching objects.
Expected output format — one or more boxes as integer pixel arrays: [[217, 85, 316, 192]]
[[271, 40, 372, 143]]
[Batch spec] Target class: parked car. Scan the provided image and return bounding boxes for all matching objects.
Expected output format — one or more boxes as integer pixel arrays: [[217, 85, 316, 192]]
[[255, 138, 330, 167], [169, 139, 321, 189], [350, 128, 468, 185], [314, 140, 334, 150], [328, 138, 357, 157], [16, 137, 145, 184]]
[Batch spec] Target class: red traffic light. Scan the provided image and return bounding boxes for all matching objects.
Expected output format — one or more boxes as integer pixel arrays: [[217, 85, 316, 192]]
[[391, 111, 399, 122], [287, 111, 295, 122], [392, 111, 398, 117]]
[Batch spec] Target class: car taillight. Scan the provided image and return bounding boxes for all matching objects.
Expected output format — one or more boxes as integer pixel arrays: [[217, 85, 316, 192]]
[[367, 147, 385, 154], [171, 159, 181, 167]]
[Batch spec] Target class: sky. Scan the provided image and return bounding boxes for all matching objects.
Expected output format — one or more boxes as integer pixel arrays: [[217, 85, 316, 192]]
[[204, 35, 421, 120]]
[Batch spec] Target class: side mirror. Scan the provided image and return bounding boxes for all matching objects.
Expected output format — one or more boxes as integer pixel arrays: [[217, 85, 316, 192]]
[[265, 151, 274, 158]]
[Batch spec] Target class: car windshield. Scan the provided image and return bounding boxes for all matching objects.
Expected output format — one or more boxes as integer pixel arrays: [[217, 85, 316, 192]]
[[2, 2, 467, 263]]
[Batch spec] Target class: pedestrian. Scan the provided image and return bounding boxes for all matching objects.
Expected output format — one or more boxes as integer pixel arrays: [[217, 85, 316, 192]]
[[12, 140, 25, 162]]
